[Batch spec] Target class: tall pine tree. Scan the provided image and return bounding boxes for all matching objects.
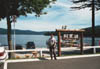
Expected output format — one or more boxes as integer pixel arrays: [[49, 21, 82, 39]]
[[71, 0, 100, 46]]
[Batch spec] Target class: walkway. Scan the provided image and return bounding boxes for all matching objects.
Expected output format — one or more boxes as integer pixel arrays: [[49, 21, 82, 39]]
[[0, 63, 4, 69], [6, 56, 100, 69]]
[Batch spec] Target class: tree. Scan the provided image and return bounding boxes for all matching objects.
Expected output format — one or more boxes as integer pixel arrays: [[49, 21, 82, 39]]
[[0, 0, 56, 58], [71, 0, 100, 46]]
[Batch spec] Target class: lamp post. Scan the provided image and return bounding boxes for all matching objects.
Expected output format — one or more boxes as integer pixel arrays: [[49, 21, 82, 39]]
[[91, 0, 95, 46], [12, 15, 17, 50]]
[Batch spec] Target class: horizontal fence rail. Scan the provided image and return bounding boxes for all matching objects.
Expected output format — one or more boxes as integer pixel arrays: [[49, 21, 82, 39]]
[[0, 46, 100, 61], [6, 48, 49, 58], [0, 46, 100, 69], [83, 46, 100, 54]]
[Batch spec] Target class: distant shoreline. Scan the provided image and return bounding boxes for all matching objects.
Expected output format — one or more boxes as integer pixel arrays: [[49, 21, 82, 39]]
[[0, 34, 100, 38], [1, 25, 100, 37], [0, 34, 44, 35]]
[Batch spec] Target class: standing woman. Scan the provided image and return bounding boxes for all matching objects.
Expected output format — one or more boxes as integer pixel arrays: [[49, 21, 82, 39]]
[[46, 34, 57, 60]]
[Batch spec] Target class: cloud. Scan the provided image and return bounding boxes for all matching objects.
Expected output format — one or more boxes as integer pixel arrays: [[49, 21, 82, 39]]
[[0, 19, 7, 29], [0, 0, 100, 31], [13, 20, 61, 31], [52, 2, 71, 8]]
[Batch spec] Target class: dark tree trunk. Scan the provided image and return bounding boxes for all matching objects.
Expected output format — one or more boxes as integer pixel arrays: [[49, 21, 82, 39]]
[[5, 0, 13, 58], [6, 16, 13, 59], [5, 0, 18, 59], [92, 0, 95, 46]]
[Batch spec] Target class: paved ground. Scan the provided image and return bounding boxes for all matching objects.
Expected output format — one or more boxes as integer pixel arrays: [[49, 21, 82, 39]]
[[0, 63, 4, 69], [7, 56, 100, 69]]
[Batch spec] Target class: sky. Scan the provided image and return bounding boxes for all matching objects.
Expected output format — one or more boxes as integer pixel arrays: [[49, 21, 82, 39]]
[[0, 0, 100, 31]]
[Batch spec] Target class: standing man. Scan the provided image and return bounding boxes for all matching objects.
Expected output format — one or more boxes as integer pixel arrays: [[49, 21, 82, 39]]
[[46, 34, 57, 60]]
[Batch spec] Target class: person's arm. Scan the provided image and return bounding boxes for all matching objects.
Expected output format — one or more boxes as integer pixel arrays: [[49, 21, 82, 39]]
[[53, 38, 57, 46]]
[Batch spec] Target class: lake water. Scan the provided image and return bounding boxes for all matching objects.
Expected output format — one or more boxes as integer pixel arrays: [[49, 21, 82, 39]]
[[0, 35, 100, 48]]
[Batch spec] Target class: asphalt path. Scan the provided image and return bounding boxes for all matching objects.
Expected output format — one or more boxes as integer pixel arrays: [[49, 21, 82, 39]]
[[0, 63, 4, 69], [7, 56, 100, 69]]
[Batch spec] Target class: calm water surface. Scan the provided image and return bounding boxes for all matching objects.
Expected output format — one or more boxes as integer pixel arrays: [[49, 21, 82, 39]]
[[0, 35, 100, 48]]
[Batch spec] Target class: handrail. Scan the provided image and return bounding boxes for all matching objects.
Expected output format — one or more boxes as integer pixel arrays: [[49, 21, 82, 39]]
[[6, 49, 39, 52], [83, 46, 100, 48], [0, 46, 99, 61], [6, 48, 49, 53], [5, 48, 50, 58], [5, 46, 100, 56], [83, 46, 100, 54]]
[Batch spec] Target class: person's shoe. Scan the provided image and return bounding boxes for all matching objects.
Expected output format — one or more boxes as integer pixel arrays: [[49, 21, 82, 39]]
[[55, 58, 57, 60]]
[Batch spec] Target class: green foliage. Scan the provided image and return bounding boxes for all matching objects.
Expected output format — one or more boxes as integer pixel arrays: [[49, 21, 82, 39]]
[[0, 0, 56, 52], [71, 0, 100, 10], [0, 0, 19, 18], [0, 0, 56, 19], [18, 0, 50, 17]]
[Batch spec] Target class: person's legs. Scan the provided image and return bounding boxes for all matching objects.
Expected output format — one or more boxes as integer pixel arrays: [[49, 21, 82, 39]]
[[53, 47, 57, 60], [49, 47, 53, 60]]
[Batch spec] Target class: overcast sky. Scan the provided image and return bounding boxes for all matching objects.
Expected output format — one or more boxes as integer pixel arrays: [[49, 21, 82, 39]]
[[0, 0, 100, 31]]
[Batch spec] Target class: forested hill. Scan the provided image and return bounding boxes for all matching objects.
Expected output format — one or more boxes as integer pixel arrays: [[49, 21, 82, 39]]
[[83, 25, 100, 37], [44, 25, 100, 37], [0, 25, 100, 37], [0, 28, 45, 35]]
